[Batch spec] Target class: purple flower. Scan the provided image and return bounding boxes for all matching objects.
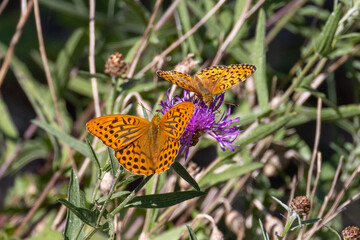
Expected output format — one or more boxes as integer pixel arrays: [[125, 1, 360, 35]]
[[157, 90, 243, 160]]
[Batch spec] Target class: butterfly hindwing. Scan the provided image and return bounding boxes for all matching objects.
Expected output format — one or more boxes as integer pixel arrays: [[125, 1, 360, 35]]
[[115, 138, 155, 175], [156, 136, 180, 174], [160, 102, 195, 139], [212, 64, 256, 95], [86, 115, 150, 150]]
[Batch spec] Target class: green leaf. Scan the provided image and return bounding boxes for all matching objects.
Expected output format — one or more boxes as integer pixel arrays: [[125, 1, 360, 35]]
[[178, 0, 198, 55], [96, 191, 130, 204], [323, 225, 343, 239], [64, 169, 86, 239], [0, 96, 19, 161], [33, 120, 90, 158], [315, 5, 342, 57], [39, 0, 88, 20], [59, 198, 99, 229], [108, 148, 121, 176], [290, 218, 321, 230], [3, 139, 49, 177], [152, 225, 187, 240], [54, 29, 86, 92], [125, 191, 205, 209], [288, 104, 360, 127], [26, 227, 63, 240], [235, 114, 294, 146], [86, 137, 102, 179], [186, 225, 198, 240], [259, 219, 270, 240], [122, 0, 149, 25], [172, 162, 200, 191], [272, 196, 291, 212], [199, 162, 263, 188], [254, 8, 269, 111], [107, 214, 115, 240], [299, 74, 315, 88]]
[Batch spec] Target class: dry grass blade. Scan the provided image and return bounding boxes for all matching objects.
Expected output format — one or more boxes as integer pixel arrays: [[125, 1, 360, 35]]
[[136, 0, 226, 76], [0, 0, 34, 87]]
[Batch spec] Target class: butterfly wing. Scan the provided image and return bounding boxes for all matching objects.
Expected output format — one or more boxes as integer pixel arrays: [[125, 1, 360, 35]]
[[86, 115, 150, 150], [157, 70, 201, 95], [115, 134, 155, 176], [160, 102, 195, 139], [212, 64, 256, 95], [152, 102, 194, 174], [155, 136, 180, 174], [195, 65, 227, 87]]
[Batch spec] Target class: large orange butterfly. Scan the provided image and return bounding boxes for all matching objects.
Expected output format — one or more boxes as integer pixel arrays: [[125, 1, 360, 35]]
[[157, 64, 256, 105], [86, 102, 195, 176]]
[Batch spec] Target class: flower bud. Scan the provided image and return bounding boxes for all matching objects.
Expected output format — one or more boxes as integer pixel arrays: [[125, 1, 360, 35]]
[[342, 226, 360, 240], [290, 196, 311, 216], [100, 171, 114, 195], [104, 52, 128, 77]]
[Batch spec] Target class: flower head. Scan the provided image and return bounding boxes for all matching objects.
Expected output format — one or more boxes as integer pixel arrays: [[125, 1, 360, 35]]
[[157, 90, 242, 159]]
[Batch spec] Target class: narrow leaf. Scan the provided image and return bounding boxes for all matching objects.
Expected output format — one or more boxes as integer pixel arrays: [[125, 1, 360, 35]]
[[108, 148, 121, 176], [59, 199, 99, 229], [96, 191, 130, 204], [259, 219, 270, 240], [315, 5, 342, 57], [172, 162, 200, 191], [254, 8, 269, 111], [64, 170, 86, 239], [288, 104, 360, 127], [199, 162, 263, 188], [186, 225, 198, 240], [235, 114, 295, 146], [125, 191, 205, 209], [86, 137, 102, 179], [33, 120, 90, 158]]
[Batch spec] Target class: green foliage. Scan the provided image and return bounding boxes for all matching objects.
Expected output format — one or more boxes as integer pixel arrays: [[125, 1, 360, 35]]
[[0, 0, 360, 239]]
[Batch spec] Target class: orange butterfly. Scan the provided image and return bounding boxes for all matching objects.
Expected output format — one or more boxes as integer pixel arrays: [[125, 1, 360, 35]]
[[86, 102, 195, 176], [157, 64, 256, 105]]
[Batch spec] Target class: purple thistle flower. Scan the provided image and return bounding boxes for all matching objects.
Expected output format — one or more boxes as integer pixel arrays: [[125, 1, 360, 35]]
[[157, 90, 243, 160]]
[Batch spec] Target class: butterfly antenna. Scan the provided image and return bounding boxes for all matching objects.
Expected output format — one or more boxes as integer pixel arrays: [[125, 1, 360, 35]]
[[223, 101, 240, 107]]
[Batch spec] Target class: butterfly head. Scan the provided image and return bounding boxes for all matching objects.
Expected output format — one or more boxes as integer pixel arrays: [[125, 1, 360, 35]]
[[203, 95, 214, 106]]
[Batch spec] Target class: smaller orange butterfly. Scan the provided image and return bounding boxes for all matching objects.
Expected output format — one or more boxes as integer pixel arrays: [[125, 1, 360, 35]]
[[86, 102, 194, 176], [157, 64, 256, 105]]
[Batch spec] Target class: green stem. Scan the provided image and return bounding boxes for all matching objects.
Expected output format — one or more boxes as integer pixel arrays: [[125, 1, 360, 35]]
[[110, 175, 153, 217], [280, 212, 297, 237], [106, 76, 118, 114], [96, 170, 123, 226]]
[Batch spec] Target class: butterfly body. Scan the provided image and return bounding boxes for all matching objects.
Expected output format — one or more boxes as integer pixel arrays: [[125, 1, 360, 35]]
[[86, 102, 195, 175], [157, 64, 256, 105]]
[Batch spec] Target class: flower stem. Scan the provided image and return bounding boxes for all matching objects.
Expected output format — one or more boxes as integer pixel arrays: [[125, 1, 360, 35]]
[[110, 175, 153, 217], [96, 170, 123, 226]]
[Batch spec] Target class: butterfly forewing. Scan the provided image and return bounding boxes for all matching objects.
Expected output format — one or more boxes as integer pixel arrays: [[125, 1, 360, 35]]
[[160, 102, 195, 139], [195, 65, 227, 86], [156, 71, 200, 95], [86, 115, 150, 150], [212, 64, 256, 95]]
